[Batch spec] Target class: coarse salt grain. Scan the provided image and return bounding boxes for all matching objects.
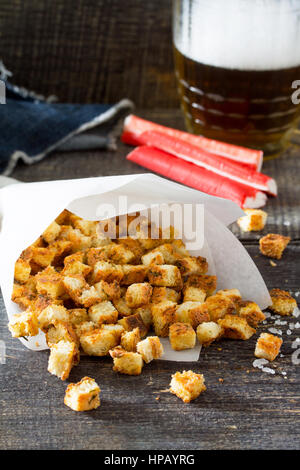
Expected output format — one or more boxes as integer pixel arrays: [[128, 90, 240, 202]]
[[287, 329, 292, 335], [253, 358, 269, 369], [275, 320, 287, 326], [268, 327, 282, 336], [262, 367, 275, 375], [293, 308, 300, 318]]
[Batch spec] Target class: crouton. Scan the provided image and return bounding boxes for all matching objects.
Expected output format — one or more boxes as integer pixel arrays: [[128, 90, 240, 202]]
[[121, 265, 147, 285], [55, 209, 72, 225], [74, 321, 96, 337], [196, 322, 224, 346], [237, 209, 268, 232], [61, 260, 91, 278], [113, 297, 133, 317], [125, 282, 153, 308], [46, 320, 79, 347], [35, 266, 65, 299], [80, 286, 103, 308], [183, 285, 206, 302], [94, 280, 121, 301], [88, 301, 118, 326], [42, 221, 61, 244], [64, 251, 85, 265], [62, 275, 88, 303], [68, 308, 89, 326], [101, 323, 125, 342], [109, 347, 143, 375], [175, 256, 208, 278], [148, 264, 182, 289], [170, 370, 206, 403], [86, 246, 112, 266], [169, 323, 196, 351], [203, 294, 235, 321], [118, 313, 148, 338], [120, 327, 141, 352], [32, 294, 61, 316], [14, 258, 31, 284], [72, 218, 97, 236], [38, 304, 69, 330], [8, 312, 39, 338], [255, 333, 282, 361], [135, 305, 152, 327], [108, 244, 136, 265], [171, 239, 189, 257], [141, 250, 164, 266], [142, 244, 178, 266], [152, 300, 177, 337], [175, 302, 210, 329], [48, 340, 77, 380], [184, 274, 217, 296], [116, 238, 144, 262], [68, 228, 92, 252], [136, 336, 164, 363], [49, 240, 73, 264], [236, 300, 266, 327], [218, 314, 255, 340], [80, 328, 119, 356], [30, 246, 56, 267], [151, 287, 181, 304], [217, 289, 242, 303], [91, 261, 123, 284], [64, 376, 100, 411], [269, 288, 297, 316], [259, 233, 290, 259]]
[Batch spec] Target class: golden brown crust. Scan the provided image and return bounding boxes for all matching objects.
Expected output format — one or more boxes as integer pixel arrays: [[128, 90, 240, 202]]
[[259, 233, 290, 259], [269, 288, 297, 316]]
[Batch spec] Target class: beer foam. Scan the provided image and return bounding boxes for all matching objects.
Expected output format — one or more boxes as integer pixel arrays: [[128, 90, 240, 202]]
[[174, 0, 300, 71]]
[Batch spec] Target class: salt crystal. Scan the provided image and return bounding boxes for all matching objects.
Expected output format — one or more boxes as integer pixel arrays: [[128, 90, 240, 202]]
[[281, 371, 287, 376], [268, 327, 282, 336], [262, 367, 275, 375], [275, 320, 287, 326], [287, 329, 292, 335], [289, 323, 295, 330], [294, 291, 300, 297], [294, 322, 300, 329], [292, 338, 300, 349], [283, 221, 291, 226], [253, 358, 269, 369], [263, 321, 267, 325], [280, 354, 284, 357], [264, 311, 272, 318], [293, 308, 300, 318]]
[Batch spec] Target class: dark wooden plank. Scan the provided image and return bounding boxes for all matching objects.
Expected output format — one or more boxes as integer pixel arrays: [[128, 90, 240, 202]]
[[11, 108, 300, 240], [1, 244, 299, 450], [0, 0, 177, 108]]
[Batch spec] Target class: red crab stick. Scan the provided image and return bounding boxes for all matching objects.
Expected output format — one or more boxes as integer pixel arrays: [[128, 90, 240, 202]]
[[131, 130, 277, 196], [127, 146, 267, 209], [123, 114, 263, 171]]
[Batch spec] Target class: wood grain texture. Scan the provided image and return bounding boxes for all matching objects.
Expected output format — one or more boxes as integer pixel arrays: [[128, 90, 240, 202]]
[[0, 0, 177, 107], [0, 245, 299, 450]]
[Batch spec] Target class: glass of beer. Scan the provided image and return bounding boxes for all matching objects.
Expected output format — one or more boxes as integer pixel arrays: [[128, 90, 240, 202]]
[[173, 0, 300, 155]]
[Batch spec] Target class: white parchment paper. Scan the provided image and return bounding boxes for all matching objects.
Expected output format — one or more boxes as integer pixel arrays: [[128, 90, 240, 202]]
[[0, 173, 271, 361]]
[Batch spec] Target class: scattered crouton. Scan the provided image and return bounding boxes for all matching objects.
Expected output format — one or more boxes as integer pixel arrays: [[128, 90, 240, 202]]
[[152, 300, 177, 337], [169, 323, 196, 351], [120, 327, 141, 352], [136, 336, 163, 363], [135, 305, 152, 327], [62, 275, 88, 303], [101, 323, 125, 342], [48, 340, 77, 380], [121, 265, 147, 285], [113, 297, 133, 317], [184, 274, 217, 296], [175, 256, 208, 278], [118, 313, 148, 338], [183, 285, 206, 302], [169, 370, 206, 403], [94, 280, 121, 301], [175, 302, 210, 329], [125, 282, 153, 308], [74, 321, 96, 338], [80, 328, 119, 356], [80, 286, 103, 308], [217, 289, 242, 303], [151, 287, 181, 304], [91, 261, 124, 284], [259, 233, 290, 259], [196, 321, 223, 346], [88, 301, 118, 326], [148, 264, 182, 289], [46, 320, 79, 347], [64, 376, 100, 411], [236, 300, 266, 327], [8, 311, 39, 338], [35, 266, 65, 299], [218, 315, 256, 340], [14, 258, 31, 283], [38, 304, 69, 330], [42, 221, 61, 244], [255, 333, 282, 361], [110, 346, 143, 375], [269, 288, 297, 316], [237, 209, 268, 232], [202, 294, 235, 321]]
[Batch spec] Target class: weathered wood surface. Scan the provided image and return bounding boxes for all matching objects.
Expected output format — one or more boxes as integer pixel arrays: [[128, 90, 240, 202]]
[[0, 0, 177, 107], [0, 109, 300, 450]]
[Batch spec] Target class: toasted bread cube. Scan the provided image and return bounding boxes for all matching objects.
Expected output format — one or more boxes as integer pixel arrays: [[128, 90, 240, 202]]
[[80, 328, 118, 356], [171, 239, 189, 257], [68, 308, 89, 326], [175, 256, 208, 278], [42, 221, 61, 243], [118, 313, 148, 338], [113, 297, 133, 317], [80, 286, 103, 308], [11, 283, 26, 302], [135, 305, 152, 327], [218, 314, 255, 340], [217, 289, 242, 303], [30, 246, 56, 267], [121, 265, 147, 285], [136, 336, 164, 363], [64, 251, 85, 265], [203, 294, 235, 321], [120, 327, 141, 352], [38, 304, 69, 330], [141, 251, 164, 266], [94, 280, 121, 301], [68, 228, 92, 252], [148, 264, 182, 289], [169, 323, 196, 351], [170, 370, 206, 403], [101, 323, 125, 342], [86, 246, 111, 266], [152, 300, 177, 337], [74, 321, 96, 337], [175, 302, 210, 329], [269, 288, 297, 316], [46, 320, 79, 347], [61, 260, 91, 278], [88, 301, 118, 326], [125, 282, 153, 308], [196, 321, 224, 347], [237, 209, 268, 232], [116, 238, 144, 262], [91, 261, 123, 283], [14, 258, 31, 283], [109, 244, 136, 265], [36, 266, 65, 299], [8, 312, 39, 338], [109, 347, 143, 375], [151, 287, 181, 304], [183, 286, 206, 302], [184, 274, 217, 296], [64, 376, 100, 411], [48, 340, 76, 380], [142, 244, 178, 266], [259, 233, 290, 259], [255, 333, 282, 362], [62, 275, 88, 303], [32, 294, 61, 316], [72, 219, 97, 236], [236, 300, 266, 327]]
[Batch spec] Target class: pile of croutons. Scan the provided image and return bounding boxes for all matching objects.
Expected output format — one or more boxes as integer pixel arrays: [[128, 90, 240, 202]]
[[8, 209, 296, 408]]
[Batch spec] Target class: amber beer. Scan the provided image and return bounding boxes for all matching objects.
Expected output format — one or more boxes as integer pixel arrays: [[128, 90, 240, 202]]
[[173, 0, 300, 154]]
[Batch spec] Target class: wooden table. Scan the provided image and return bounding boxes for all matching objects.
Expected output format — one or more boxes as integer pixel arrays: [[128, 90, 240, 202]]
[[0, 109, 299, 450]]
